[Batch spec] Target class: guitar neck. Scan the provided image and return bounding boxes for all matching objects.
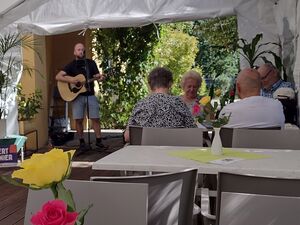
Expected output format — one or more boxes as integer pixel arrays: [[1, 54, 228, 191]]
[[86, 77, 99, 83]]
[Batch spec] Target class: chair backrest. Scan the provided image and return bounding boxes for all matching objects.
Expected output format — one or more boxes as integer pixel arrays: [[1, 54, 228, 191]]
[[220, 127, 290, 148], [216, 172, 300, 225], [25, 180, 148, 225], [129, 125, 143, 145], [278, 98, 298, 124], [231, 129, 300, 149], [219, 127, 234, 148], [91, 168, 198, 225], [141, 127, 204, 147]]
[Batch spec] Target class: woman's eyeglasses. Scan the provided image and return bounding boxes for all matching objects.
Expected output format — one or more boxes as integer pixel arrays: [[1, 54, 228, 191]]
[[261, 69, 273, 80]]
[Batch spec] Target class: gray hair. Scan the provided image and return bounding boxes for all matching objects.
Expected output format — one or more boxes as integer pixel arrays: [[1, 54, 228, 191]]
[[180, 70, 202, 88]]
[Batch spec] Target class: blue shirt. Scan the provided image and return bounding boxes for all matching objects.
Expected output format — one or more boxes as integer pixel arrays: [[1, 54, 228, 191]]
[[261, 79, 293, 98]]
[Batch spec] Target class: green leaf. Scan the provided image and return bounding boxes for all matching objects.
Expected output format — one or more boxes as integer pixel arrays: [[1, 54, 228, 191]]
[[212, 113, 231, 128], [56, 182, 76, 211], [76, 204, 93, 225], [1, 175, 41, 190], [50, 183, 58, 198], [251, 33, 263, 52], [64, 152, 73, 179]]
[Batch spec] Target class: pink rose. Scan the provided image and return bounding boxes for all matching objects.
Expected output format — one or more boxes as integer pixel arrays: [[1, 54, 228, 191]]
[[192, 103, 201, 116], [31, 199, 78, 225]]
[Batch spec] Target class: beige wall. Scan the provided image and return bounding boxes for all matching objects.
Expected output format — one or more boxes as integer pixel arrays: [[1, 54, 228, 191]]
[[21, 35, 48, 149], [21, 31, 93, 149]]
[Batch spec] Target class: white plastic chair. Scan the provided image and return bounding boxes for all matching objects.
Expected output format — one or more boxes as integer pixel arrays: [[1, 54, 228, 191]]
[[231, 129, 300, 149], [25, 179, 148, 225], [141, 127, 205, 147], [91, 168, 198, 225], [201, 172, 300, 225], [129, 125, 143, 145]]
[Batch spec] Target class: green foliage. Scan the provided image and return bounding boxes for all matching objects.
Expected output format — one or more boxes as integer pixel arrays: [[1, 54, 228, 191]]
[[236, 33, 283, 70], [17, 84, 42, 121], [192, 17, 238, 50], [91, 18, 240, 128], [148, 24, 199, 95], [210, 114, 231, 128], [0, 33, 40, 119], [195, 98, 231, 127], [92, 25, 158, 128], [191, 17, 239, 98]]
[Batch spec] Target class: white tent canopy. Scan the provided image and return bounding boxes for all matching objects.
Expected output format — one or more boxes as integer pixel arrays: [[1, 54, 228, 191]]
[[0, 0, 299, 134], [0, 0, 49, 31], [1, 0, 296, 83], [2, 0, 295, 78], [1, 0, 239, 34]]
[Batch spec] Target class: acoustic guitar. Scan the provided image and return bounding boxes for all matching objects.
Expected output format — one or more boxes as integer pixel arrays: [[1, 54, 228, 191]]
[[57, 74, 100, 102]]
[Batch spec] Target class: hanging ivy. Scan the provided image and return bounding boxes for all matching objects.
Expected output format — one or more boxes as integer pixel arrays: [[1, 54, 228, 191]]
[[92, 25, 159, 128]]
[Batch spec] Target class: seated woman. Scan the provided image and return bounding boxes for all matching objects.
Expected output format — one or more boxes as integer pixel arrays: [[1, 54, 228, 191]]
[[180, 70, 215, 127], [123, 67, 196, 143], [180, 70, 203, 117]]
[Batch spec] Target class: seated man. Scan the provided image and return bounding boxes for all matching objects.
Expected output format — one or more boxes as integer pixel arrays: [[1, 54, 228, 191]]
[[257, 63, 294, 98], [123, 67, 196, 142], [219, 68, 285, 128], [258, 63, 297, 124]]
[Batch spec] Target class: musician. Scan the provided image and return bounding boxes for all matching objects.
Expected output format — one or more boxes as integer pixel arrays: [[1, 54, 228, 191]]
[[56, 43, 107, 151]]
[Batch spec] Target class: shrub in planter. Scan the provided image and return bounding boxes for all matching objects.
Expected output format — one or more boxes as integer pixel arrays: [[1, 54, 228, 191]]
[[17, 84, 42, 121]]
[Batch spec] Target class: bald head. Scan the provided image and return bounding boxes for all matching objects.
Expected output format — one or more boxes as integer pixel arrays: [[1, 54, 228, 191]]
[[74, 43, 85, 59], [236, 68, 261, 99]]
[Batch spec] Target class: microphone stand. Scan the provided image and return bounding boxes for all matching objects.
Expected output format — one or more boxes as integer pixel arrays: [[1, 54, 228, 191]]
[[76, 57, 97, 155]]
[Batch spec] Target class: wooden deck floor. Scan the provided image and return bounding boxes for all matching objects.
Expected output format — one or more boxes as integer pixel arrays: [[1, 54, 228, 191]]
[[0, 134, 125, 225]]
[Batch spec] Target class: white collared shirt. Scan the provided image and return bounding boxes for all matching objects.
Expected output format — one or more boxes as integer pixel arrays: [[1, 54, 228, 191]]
[[219, 96, 285, 128]]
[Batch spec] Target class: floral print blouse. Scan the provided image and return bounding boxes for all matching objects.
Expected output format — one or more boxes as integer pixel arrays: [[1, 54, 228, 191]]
[[128, 93, 196, 128]]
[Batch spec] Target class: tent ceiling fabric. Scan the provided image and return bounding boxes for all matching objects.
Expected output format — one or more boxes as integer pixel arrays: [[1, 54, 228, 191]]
[[0, 0, 49, 31], [10, 0, 240, 35]]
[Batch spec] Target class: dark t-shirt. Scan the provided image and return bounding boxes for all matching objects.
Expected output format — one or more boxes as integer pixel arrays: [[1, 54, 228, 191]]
[[63, 59, 99, 95]]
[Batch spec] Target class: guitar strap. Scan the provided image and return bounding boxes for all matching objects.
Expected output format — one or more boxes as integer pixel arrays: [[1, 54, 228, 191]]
[[84, 58, 92, 92]]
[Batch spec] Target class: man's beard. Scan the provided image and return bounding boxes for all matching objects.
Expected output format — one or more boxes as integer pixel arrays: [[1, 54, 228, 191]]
[[76, 55, 85, 60]]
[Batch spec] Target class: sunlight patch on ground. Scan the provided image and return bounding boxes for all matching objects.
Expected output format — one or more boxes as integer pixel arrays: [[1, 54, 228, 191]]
[[71, 161, 93, 168]]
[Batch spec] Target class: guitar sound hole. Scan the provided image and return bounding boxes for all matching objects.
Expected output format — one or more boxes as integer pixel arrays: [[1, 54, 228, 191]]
[[71, 87, 80, 93], [68, 83, 81, 93]]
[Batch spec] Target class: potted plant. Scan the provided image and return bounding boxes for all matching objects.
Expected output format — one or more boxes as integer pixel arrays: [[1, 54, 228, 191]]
[[17, 84, 42, 121], [236, 33, 285, 75], [17, 84, 42, 135]]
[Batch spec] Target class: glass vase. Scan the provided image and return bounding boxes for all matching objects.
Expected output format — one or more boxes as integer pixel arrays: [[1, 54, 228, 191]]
[[211, 127, 223, 155]]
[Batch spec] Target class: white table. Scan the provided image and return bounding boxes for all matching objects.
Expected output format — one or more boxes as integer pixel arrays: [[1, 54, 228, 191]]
[[92, 145, 300, 178]]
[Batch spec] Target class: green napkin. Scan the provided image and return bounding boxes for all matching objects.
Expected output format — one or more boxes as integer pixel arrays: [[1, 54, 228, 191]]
[[169, 148, 270, 163]]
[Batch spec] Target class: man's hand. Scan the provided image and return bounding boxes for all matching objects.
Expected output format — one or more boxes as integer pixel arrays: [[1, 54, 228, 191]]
[[94, 73, 106, 81], [70, 78, 81, 85]]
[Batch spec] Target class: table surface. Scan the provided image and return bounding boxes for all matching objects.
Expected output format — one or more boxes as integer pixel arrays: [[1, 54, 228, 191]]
[[92, 145, 300, 178]]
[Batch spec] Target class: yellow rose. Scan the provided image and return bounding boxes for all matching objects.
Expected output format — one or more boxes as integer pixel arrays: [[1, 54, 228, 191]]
[[12, 148, 75, 188], [214, 89, 222, 97], [199, 96, 211, 106]]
